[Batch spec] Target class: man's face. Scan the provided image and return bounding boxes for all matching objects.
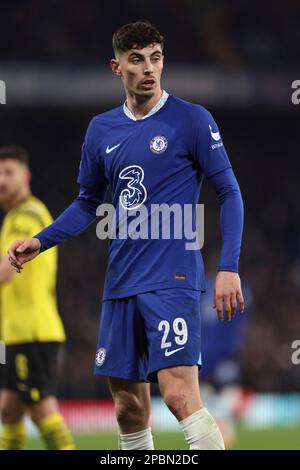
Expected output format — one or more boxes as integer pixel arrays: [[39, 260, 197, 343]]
[[0, 159, 30, 206], [112, 43, 164, 98]]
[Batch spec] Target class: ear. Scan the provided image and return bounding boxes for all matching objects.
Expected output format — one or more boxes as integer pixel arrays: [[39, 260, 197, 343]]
[[25, 168, 32, 184], [110, 58, 122, 77]]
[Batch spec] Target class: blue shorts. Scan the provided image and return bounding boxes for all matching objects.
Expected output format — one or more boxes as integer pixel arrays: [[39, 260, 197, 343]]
[[94, 288, 202, 383]]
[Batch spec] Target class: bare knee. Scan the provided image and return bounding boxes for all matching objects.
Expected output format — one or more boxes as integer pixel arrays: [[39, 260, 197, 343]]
[[29, 396, 58, 425], [114, 391, 150, 431], [158, 366, 202, 421], [1, 406, 23, 424], [163, 391, 189, 421], [0, 391, 24, 424]]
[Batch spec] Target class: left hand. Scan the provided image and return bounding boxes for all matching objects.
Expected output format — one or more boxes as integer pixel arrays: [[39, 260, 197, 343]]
[[213, 271, 245, 321]]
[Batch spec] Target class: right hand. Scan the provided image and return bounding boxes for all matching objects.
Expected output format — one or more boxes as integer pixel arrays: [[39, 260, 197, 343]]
[[7, 238, 41, 273]]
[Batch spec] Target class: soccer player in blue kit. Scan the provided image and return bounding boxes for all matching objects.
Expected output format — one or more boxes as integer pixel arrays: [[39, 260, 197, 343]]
[[8, 21, 244, 450]]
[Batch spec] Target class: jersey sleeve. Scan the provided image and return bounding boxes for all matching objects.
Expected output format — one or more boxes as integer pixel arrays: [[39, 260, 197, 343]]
[[191, 105, 232, 178], [209, 168, 244, 272], [77, 117, 108, 190], [34, 186, 106, 252]]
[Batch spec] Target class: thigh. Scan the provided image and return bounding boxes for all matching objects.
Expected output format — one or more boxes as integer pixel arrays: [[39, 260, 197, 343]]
[[138, 288, 202, 382], [94, 297, 149, 382]]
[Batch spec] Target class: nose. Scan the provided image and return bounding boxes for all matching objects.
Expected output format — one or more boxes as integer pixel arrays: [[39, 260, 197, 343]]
[[144, 58, 154, 75]]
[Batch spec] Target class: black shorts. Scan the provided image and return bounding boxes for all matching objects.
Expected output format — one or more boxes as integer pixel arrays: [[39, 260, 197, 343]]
[[0, 342, 61, 403]]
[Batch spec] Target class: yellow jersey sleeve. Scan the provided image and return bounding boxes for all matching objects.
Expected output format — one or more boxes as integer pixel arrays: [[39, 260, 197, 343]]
[[0, 196, 66, 344], [2, 210, 45, 249]]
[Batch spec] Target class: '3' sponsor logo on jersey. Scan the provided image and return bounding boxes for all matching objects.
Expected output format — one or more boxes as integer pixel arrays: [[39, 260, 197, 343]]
[[119, 165, 147, 210]]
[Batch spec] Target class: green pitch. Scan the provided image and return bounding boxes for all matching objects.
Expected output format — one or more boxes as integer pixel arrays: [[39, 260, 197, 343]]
[[27, 425, 300, 450]]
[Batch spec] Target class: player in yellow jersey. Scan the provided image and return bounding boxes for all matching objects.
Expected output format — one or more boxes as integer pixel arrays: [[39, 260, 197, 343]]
[[0, 145, 74, 450]]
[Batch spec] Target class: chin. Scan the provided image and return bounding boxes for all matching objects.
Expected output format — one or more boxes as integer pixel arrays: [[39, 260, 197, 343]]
[[0, 193, 10, 205], [138, 89, 155, 98]]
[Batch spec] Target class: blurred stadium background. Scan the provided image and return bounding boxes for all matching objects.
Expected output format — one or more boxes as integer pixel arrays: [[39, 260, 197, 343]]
[[1, 0, 300, 449]]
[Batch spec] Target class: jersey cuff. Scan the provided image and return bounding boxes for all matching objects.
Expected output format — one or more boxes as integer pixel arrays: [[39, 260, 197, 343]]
[[33, 235, 45, 253], [218, 266, 239, 273]]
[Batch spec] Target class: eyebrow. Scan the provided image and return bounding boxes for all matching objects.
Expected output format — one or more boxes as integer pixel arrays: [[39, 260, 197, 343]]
[[128, 50, 162, 59]]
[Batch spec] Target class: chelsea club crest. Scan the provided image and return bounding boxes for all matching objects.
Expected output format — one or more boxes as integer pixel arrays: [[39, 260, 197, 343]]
[[95, 348, 106, 367], [150, 135, 168, 154]]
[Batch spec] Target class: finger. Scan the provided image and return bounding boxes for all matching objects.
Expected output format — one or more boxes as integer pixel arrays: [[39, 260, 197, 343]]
[[8, 251, 16, 263], [214, 295, 223, 321], [10, 256, 23, 270], [16, 240, 30, 253], [9, 257, 20, 268], [8, 255, 22, 270], [213, 288, 217, 309], [7, 241, 21, 262], [231, 293, 237, 318], [237, 291, 245, 313], [11, 260, 23, 272], [224, 295, 232, 321], [11, 263, 21, 273]]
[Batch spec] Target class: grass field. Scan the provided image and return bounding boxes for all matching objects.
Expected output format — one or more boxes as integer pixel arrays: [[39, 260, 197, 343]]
[[26, 426, 300, 450]]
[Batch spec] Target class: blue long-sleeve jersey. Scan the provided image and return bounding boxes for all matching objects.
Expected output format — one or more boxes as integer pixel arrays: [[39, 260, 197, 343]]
[[35, 92, 244, 300]]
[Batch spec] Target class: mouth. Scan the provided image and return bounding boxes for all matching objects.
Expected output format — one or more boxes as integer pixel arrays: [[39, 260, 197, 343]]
[[140, 79, 156, 89]]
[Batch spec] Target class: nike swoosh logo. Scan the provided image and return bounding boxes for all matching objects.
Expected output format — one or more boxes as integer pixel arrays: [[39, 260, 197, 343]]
[[106, 143, 121, 154], [164, 347, 185, 357], [209, 125, 221, 141]]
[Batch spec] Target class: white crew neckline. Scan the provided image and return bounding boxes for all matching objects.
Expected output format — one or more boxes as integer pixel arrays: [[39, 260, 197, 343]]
[[123, 90, 169, 121]]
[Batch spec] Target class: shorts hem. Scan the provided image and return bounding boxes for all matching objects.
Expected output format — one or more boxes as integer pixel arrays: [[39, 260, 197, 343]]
[[147, 362, 201, 383], [94, 368, 149, 383]]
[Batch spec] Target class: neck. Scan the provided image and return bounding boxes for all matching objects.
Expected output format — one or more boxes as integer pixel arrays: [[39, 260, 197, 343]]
[[3, 188, 31, 212], [126, 88, 163, 120]]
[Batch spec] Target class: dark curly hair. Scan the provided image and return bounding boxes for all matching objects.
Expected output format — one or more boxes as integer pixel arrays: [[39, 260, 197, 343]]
[[112, 21, 164, 55]]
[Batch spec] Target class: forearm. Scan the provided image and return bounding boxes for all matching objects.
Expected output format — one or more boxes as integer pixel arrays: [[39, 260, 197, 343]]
[[0, 256, 16, 285], [34, 185, 107, 252], [209, 168, 244, 272]]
